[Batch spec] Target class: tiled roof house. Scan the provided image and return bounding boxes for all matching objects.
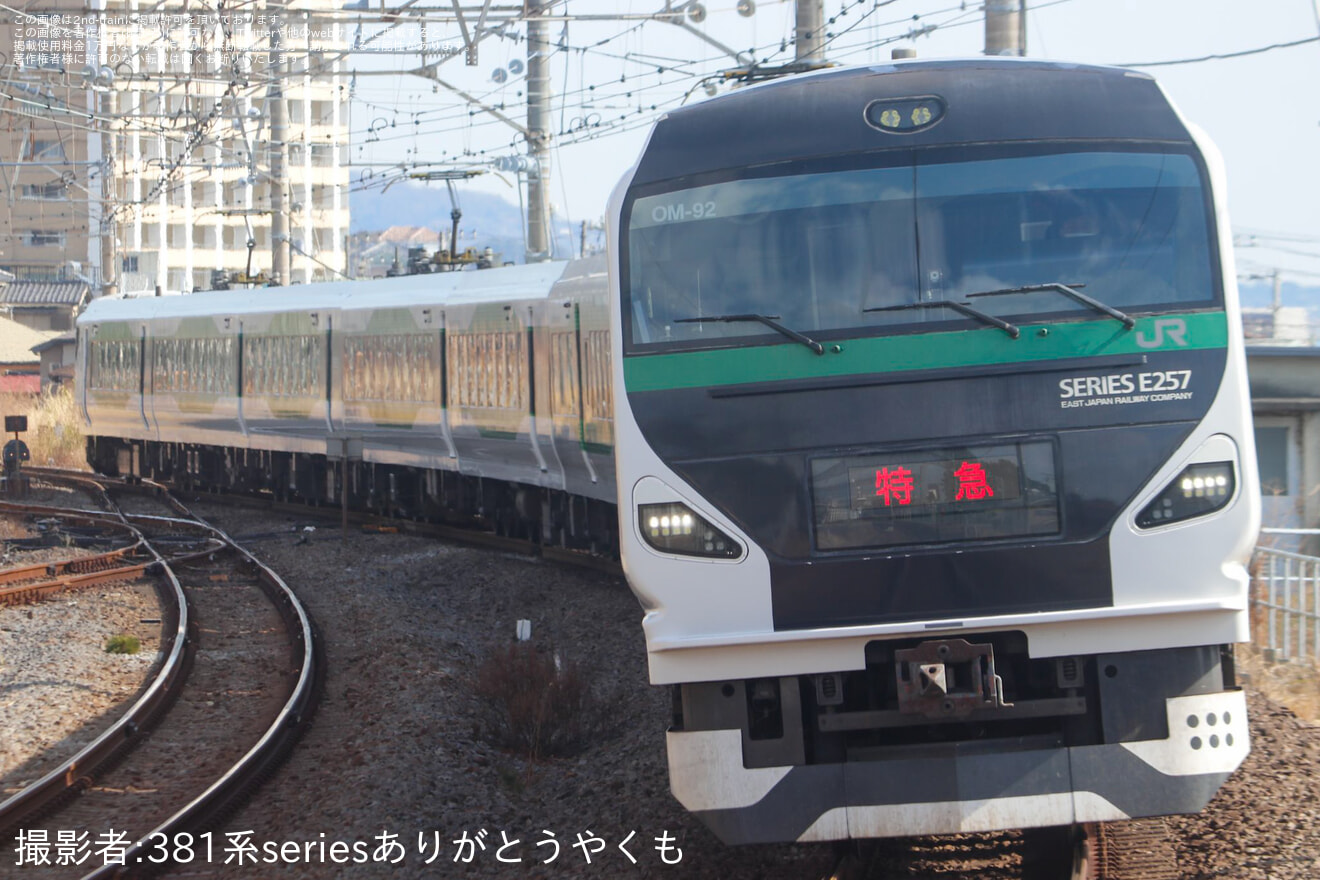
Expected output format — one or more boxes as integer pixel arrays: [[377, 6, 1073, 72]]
[[0, 316, 61, 393]]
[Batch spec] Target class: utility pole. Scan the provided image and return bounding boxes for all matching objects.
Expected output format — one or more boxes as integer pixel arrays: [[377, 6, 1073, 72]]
[[98, 74, 118, 298], [98, 148, 118, 298], [795, 0, 825, 63], [525, 0, 553, 262], [406, 2, 755, 263], [268, 0, 290, 284], [984, 0, 1026, 56]]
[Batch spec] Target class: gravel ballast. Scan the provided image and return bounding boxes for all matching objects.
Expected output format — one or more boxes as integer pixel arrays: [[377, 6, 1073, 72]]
[[0, 583, 161, 788], [4, 503, 1319, 878]]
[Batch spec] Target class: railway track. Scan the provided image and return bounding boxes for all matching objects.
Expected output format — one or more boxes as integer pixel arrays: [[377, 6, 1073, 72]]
[[20, 465, 623, 578], [1, 470, 1200, 880], [825, 819, 1180, 880], [0, 473, 321, 879]]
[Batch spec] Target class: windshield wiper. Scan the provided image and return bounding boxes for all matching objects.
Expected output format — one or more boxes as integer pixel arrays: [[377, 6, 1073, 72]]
[[864, 300, 1021, 339], [965, 282, 1135, 330], [674, 313, 826, 355]]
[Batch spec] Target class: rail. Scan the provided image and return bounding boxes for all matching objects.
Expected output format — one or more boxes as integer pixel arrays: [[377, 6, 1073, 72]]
[[0, 506, 192, 841], [1251, 544, 1320, 663], [0, 474, 322, 877]]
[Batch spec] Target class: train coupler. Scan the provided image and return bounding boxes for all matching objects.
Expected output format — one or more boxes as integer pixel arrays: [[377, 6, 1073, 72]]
[[894, 638, 1012, 719]]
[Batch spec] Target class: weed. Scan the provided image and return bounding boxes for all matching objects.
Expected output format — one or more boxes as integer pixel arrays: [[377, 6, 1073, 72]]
[[474, 641, 607, 760], [0, 388, 86, 470], [494, 762, 527, 794], [1238, 644, 1320, 723], [105, 634, 141, 655]]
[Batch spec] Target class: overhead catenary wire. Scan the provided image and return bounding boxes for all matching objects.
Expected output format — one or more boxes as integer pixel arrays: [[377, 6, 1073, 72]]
[[9, 0, 1319, 275], [1119, 34, 1320, 68]]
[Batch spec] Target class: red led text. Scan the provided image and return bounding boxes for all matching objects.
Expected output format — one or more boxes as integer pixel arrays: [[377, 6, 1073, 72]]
[[954, 461, 995, 501], [874, 466, 915, 507], [873, 461, 997, 507]]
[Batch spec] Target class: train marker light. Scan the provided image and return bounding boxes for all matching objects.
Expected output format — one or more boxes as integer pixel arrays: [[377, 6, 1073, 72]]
[[864, 96, 946, 133], [1137, 462, 1235, 528], [638, 502, 740, 559]]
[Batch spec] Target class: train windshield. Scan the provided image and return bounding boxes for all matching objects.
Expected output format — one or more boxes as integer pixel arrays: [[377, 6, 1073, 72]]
[[623, 148, 1217, 353]]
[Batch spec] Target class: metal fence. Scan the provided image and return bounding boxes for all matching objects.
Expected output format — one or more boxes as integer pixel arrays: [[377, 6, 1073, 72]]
[[1251, 544, 1320, 662]]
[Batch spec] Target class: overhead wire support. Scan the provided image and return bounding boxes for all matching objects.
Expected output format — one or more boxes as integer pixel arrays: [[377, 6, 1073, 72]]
[[378, 0, 772, 263], [449, 0, 494, 63], [267, 0, 290, 285], [3, 0, 885, 278], [524, 0, 553, 261]]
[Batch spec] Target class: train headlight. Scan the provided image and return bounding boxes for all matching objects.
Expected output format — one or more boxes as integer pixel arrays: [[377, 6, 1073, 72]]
[[638, 502, 741, 559], [1136, 461, 1235, 528]]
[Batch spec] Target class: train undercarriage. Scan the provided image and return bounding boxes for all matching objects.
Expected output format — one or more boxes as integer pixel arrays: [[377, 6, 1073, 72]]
[[86, 435, 618, 555]]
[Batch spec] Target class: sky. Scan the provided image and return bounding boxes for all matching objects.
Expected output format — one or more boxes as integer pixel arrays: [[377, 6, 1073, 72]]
[[348, 0, 1320, 281]]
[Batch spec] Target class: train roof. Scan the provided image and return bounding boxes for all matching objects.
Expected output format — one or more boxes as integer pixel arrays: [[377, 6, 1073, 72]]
[[631, 58, 1192, 187], [79, 259, 587, 324]]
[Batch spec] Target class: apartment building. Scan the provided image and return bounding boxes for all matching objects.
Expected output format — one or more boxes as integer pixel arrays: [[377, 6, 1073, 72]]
[[2, 1, 350, 293], [0, 0, 97, 283]]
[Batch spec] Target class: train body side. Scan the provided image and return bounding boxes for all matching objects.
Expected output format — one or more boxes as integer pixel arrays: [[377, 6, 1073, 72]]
[[77, 259, 616, 521]]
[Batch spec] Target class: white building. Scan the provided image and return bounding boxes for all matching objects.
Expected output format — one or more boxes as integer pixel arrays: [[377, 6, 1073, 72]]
[[1, 0, 351, 293], [104, 2, 352, 292]]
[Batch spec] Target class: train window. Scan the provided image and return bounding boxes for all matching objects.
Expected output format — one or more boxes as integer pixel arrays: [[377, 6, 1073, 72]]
[[625, 148, 1216, 353], [913, 152, 1210, 312], [343, 334, 438, 403], [242, 335, 324, 398], [581, 329, 612, 421], [152, 338, 236, 395], [448, 331, 527, 410], [627, 165, 918, 349], [549, 332, 578, 417], [88, 339, 140, 392]]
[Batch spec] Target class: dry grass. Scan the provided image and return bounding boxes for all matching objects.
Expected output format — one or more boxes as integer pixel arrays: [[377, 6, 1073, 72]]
[[1238, 644, 1320, 723], [473, 641, 608, 760], [0, 388, 86, 470]]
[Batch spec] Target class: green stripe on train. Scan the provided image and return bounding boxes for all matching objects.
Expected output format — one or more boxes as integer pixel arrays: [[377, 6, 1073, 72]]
[[622, 311, 1228, 393]]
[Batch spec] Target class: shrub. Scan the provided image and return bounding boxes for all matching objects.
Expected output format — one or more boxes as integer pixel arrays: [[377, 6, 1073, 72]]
[[105, 634, 141, 655], [30, 387, 85, 469], [474, 641, 606, 760]]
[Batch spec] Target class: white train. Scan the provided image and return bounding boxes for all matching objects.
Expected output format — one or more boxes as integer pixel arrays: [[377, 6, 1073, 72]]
[[79, 58, 1259, 845], [79, 259, 617, 550]]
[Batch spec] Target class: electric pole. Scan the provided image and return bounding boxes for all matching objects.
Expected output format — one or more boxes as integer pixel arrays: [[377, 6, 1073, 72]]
[[403, 2, 757, 263], [984, 0, 1026, 56], [795, 0, 825, 63], [269, 0, 290, 284], [525, 0, 553, 262], [98, 87, 118, 298]]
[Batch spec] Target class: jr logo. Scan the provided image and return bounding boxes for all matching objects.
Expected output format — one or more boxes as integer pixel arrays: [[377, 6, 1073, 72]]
[[1135, 317, 1189, 349]]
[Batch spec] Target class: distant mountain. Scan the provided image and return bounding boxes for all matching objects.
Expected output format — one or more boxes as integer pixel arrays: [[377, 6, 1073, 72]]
[[350, 185, 522, 238], [352, 187, 1318, 293], [350, 183, 598, 265]]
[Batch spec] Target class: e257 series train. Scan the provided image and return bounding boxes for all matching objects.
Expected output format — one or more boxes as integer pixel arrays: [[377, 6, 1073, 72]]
[[78, 59, 1259, 844]]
